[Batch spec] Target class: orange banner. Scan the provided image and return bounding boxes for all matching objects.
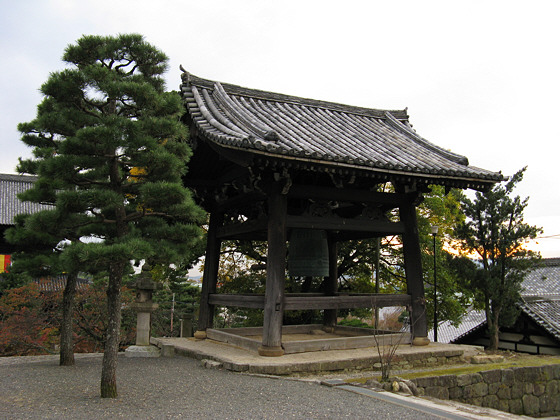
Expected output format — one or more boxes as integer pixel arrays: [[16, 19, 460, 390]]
[[0, 255, 11, 273]]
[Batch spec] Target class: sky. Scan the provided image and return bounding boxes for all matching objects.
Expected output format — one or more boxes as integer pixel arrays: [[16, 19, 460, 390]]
[[1, 0, 559, 257]]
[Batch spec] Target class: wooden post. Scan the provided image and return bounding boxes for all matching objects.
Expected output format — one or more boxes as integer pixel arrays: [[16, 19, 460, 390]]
[[194, 212, 222, 339], [323, 236, 338, 331], [399, 199, 429, 346], [259, 188, 287, 356]]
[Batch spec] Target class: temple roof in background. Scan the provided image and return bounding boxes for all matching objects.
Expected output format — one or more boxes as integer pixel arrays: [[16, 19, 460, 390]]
[[0, 174, 50, 226]]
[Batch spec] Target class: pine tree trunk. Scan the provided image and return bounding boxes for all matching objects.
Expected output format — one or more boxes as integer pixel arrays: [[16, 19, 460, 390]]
[[488, 323, 500, 351], [100, 261, 124, 398], [488, 310, 501, 351], [59, 271, 78, 366]]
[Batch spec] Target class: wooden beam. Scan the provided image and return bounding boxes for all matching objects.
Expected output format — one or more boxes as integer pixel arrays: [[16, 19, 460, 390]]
[[196, 212, 223, 337], [216, 218, 267, 239], [209, 294, 265, 309], [286, 215, 405, 235], [214, 191, 266, 213], [399, 199, 429, 343], [260, 188, 287, 356], [207, 293, 411, 311], [288, 184, 410, 207], [323, 236, 338, 328], [284, 294, 411, 310]]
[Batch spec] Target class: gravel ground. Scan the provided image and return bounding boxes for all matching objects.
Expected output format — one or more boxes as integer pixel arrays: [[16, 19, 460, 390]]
[[0, 353, 445, 420]]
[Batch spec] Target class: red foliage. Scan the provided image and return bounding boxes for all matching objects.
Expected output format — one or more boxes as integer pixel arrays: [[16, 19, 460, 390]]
[[0, 283, 136, 356], [0, 284, 58, 356]]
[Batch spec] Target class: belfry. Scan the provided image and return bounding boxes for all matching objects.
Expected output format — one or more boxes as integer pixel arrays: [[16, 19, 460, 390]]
[[179, 68, 503, 356]]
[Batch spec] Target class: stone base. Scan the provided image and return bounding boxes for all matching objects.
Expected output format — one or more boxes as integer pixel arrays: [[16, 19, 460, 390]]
[[412, 336, 430, 346], [124, 345, 161, 358], [193, 330, 207, 340], [258, 345, 285, 357]]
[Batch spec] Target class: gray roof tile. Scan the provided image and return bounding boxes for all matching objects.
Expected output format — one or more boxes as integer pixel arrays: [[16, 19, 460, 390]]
[[0, 174, 50, 226], [442, 258, 560, 343], [181, 70, 504, 190]]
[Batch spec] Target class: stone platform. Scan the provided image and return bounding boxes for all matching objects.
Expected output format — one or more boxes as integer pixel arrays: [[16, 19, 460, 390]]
[[150, 335, 483, 376], [206, 324, 411, 355]]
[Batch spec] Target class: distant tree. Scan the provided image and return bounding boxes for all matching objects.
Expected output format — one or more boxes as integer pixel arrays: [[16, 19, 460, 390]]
[[15, 34, 205, 397], [453, 167, 541, 350], [150, 263, 201, 337]]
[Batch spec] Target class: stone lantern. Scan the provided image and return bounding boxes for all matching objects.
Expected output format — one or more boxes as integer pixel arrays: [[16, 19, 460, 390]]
[[125, 264, 162, 357]]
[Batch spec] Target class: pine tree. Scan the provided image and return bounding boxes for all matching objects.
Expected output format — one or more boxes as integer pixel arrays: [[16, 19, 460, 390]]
[[15, 34, 205, 397], [454, 167, 541, 350], [5, 211, 80, 366]]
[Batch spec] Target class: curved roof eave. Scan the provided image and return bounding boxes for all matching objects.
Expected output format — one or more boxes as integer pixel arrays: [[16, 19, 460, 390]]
[[180, 68, 504, 190]]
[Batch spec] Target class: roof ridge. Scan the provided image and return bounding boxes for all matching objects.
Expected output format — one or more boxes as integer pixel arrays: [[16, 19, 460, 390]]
[[181, 70, 409, 121], [0, 173, 38, 182]]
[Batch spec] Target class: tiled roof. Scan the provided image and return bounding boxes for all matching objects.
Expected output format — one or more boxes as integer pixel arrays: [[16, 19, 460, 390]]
[[521, 258, 560, 297], [180, 69, 504, 190], [519, 258, 560, 341], [0, 174, 51, 226], [429, 308, 486, 344], [33, 276, 91, 292], [442, 258, 560, 344]]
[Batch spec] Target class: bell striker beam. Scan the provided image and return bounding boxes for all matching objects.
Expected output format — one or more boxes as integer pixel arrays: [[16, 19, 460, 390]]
[[398, 196, 429, 345], [194, 212, 223, 339], [259, 187, 288, 356]]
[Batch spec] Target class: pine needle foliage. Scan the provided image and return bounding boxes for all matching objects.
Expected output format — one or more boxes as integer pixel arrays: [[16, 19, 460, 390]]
[[453, 167, 542, 350], [15, 34, 205, 397]]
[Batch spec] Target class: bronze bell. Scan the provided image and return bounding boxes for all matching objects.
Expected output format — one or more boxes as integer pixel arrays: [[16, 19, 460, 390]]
[[288, 229, 329, 277]]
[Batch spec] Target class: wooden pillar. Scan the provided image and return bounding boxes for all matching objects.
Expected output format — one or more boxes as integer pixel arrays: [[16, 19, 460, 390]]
[[399, 199, 429, 346], [323, 236, 338, 331], [194, 212, 223, 339], [259, 188, 287, 356]]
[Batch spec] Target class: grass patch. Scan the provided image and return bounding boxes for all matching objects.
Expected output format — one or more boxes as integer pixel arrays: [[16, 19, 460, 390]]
[[344, 355, 560, 383]]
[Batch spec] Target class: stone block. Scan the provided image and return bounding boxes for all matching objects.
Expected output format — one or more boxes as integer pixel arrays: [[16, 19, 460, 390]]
[[470, 354, 504, 364], [448, 386, 463, 400], [501, 369, 514, 386], [124, 345, 161, 358], [437, 374, 457, 388], [509, 399, 523, 415], [522, 394, 539, 416], [533, 382, 546, 397], [524, 382, 534, 395], [480, 369, 501, 384], [539, 394, 554, 415], [201, 359, 223, 369], [321, 379, 346, 387], [425, 386, 449, 400], [488, 382, 500, 395], [497, 399, 510, 413], [552, 364, 560, 380], [471, 373, 483, 384], [511, 382, 524, 399], [496, 384, 511, 400], [482, 395, 499, 409], [546, 379, 558, 396], [161, 344, 175, 357], [413, 377, 433, 388], [472, 382, 489, 398], [456, 374, 472, 387], [462, 384, 475, 399]]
